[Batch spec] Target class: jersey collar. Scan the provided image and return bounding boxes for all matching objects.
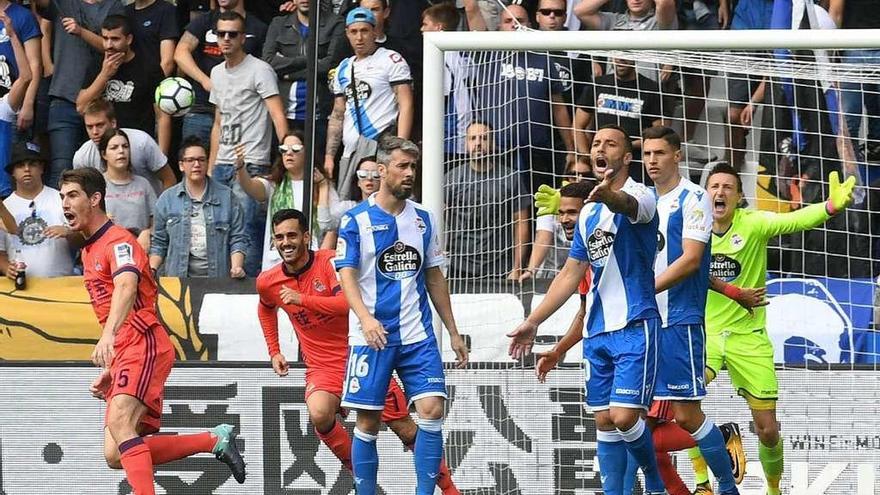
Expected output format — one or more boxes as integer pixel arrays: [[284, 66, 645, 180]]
[[282, 249, 315, 278], [83, 220, 114, 246]]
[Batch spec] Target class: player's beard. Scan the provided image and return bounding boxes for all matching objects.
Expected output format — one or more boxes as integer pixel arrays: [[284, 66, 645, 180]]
[[391, 184, 412, 200]]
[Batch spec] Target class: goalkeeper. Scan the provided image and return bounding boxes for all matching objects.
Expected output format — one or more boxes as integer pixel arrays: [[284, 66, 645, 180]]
[[698, 163, 855, 495]]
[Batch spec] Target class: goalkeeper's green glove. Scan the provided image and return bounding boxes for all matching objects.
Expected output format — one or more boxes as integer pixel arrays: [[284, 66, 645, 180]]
[[534, 184, 562, 217], [825, 171, 856, 216]]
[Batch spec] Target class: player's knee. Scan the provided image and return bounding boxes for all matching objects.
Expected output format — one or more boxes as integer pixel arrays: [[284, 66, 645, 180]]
[[609, 408, 641, 431], [308, 404, 338, 433], [387, 417, 418, 444], [672, 405, 705, 433], [594, 410, 615, 431], [414, 396, 445, 421], [355, 410, 382, 435], [753, 417, 780, 445]]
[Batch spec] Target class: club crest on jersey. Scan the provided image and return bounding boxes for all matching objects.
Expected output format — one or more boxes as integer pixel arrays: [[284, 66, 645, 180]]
[[344, 79, 372, 102], [587, 229, 614, 266], [313, 278, 327, 293], [378, 241, 421, 280], [731, 233, 744, 248], [710, 254, 741, 282]]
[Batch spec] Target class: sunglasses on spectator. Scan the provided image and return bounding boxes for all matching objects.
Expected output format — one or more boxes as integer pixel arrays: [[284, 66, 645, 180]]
[[217, 30, 241, 39], [357, 170, 381, 180], [278, 143, 304, 154], [537, 8, 566, 16]]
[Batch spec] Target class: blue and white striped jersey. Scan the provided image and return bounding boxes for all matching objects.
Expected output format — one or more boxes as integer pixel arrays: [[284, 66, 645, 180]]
[[654, 178, 712, 327], [569, 178, 659, 338], [333, 195, 445, 346], [330, 47, 412, 157]]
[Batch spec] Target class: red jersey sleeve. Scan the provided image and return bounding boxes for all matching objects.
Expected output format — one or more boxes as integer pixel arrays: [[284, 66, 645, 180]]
[[256, 271, 281, 357], [105, 235, 144, 279], [578, 268, 592, 296]]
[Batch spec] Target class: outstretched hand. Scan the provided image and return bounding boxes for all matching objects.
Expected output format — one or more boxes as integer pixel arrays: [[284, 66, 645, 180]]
[[826, 171, 856, 215], [535, 184, 561, 217]]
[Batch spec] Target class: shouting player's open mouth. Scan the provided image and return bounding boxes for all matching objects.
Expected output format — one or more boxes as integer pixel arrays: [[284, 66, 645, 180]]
[[593, 155, 608, 176], [63, 210, 79, 230]]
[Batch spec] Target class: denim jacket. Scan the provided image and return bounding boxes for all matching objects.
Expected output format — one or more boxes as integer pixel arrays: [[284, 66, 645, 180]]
[[150, 178, 248, 277]]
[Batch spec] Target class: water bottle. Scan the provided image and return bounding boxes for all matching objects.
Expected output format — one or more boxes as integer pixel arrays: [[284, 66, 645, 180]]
[[13, 248, 25, 290]]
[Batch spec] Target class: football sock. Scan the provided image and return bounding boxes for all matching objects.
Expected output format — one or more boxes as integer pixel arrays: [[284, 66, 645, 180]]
[[407, 441, 457, 493], [316, 421, 353, 471], [623, 452, 638, 494], [119, 437, 155, 495], [619, 417, 665, 493], [688, 447, 710, 485], [656, 451, 690, 495], [692, 418, 738, 493], [352, 428, 379, 495], [653, 421, 696, 453], [597, 429, 627, 495], [414, 418, 444, 495], [144, 432, 214, 465], [759, 438, 784, 495]]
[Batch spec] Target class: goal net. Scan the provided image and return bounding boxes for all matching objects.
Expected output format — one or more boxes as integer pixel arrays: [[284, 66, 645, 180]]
[[422, 26, 880, 494]]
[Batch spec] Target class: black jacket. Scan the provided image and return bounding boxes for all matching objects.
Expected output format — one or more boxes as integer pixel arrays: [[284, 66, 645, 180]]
[[262, 12, 345, 119]]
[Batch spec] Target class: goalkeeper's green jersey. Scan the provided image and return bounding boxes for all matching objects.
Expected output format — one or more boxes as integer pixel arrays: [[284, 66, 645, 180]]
[[706, 203, 831, 335]]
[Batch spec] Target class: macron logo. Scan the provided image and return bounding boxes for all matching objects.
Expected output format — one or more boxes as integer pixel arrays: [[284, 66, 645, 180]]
[[354, 477, 363, 485], [428, 472, 439, 479]]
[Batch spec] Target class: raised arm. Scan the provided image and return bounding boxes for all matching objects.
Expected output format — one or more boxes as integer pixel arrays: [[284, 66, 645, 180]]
[[2, 12, 31, 113], [324, 95, 346, 178], [574, 0, 609, 30], [174, 31, 212, 93]]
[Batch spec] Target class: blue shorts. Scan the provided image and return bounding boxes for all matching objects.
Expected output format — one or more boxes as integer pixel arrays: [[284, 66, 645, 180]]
[[654, 323, 707, 400], [341, 337, 447, 411], [582, 318, 660, 411]]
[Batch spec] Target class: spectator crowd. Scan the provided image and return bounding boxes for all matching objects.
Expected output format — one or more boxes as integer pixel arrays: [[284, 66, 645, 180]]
[[0, 0, 877, 283]]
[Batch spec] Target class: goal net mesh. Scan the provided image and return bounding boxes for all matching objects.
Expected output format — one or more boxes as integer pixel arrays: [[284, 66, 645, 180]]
[[435, 39, 880, 494]]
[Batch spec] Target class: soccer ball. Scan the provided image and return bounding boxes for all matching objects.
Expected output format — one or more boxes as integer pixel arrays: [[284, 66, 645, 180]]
[[155, 77, 194, 117]]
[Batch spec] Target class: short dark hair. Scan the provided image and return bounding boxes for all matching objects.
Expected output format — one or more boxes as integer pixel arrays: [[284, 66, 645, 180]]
[[706, 162, 743, 194], [98, 128, 130, 168], [357, 155, 378, 168], [560, 180, 594, 201], [60, 167, 107, 211], [102, 14, 133, 36], [217, 10, 246, 29], [271, 208, 308, 231], [642, 125, 681, 150], [597, 124, 633, 154], [83, 98, 116, 121], [178, 135, 208, 161], [423, 2, 459, 31]]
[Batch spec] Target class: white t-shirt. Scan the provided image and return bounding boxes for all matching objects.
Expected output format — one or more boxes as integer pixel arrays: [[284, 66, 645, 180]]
[[210, 54, 280, 166], [73, 127, 168, 195], [330, 47, 412, 157], [3, 186, 74, 277]]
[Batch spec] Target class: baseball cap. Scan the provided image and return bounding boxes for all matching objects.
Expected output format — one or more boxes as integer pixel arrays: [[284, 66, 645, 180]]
[[4, 141, 45, 174], [346, 7, 376, 27]]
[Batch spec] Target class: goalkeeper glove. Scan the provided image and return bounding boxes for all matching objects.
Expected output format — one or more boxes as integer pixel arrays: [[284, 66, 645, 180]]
[[534, 183, 562, 217], [825, 171, 856, 216]]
